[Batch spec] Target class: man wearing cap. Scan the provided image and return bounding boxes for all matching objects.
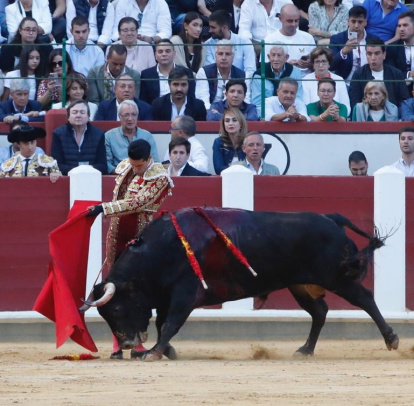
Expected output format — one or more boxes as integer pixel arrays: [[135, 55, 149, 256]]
[[0, 79, 44, 124], [0, 122, 61, 182]]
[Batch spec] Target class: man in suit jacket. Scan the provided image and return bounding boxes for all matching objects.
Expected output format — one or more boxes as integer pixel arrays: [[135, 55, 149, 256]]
[[167, 136, 210, 176], [232, 131, 280, 175], [349, 38, 410, 109], [151, 67, 207, 121], [330, 6, 371, 81], [140, 39, 196, 105], [0, 79, 43, 123], [95, 74, 152, 121], [87, 44, 141, 105], [385, 11, 414, 83]]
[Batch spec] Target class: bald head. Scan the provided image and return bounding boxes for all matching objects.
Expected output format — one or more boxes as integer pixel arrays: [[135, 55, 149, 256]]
[[279, 4, 300, 36]]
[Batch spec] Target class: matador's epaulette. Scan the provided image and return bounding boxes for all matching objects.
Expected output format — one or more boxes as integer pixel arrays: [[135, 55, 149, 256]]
[[115, 158, 131, 175], [0, 156, 18, 172], [38, 154, 58, 168]]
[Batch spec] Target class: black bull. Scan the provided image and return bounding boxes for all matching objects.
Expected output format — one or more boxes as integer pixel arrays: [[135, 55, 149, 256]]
[[85, 208, 399, 361]]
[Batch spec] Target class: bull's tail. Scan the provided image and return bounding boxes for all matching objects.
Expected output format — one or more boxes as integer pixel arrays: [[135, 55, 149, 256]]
[[324, 213, 386, 280]]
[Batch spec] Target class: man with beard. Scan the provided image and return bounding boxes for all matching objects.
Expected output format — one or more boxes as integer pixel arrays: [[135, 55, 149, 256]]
[[264, 77, 308, 121], [390, 126, 414, 176], [203, 10, 256, 80], [151, 67, 206, 121], [348, 151, 368, 176]]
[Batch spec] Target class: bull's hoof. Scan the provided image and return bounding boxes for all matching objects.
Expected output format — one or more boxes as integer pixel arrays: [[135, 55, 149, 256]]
[[131, 349, 147, 360], [142, 352, 163, 362], [163, 345, 178, 360], [385, 333, 399, 351], [110, 350, 123, 360], [293, 347, 314, 357]]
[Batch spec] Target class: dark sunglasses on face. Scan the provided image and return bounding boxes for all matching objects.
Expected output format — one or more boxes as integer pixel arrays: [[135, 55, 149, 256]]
[[51, 60, 63, 68]]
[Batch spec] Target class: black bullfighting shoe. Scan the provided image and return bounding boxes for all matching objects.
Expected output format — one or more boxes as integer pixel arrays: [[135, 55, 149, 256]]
[[110, 349, 123, 360]]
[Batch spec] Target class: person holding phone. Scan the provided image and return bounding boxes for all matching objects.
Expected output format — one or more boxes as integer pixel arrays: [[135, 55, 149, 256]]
[[329, 6, 372, 82], [36, 49, 84, 110]]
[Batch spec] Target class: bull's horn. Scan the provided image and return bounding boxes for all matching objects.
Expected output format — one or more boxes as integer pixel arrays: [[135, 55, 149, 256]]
[[84, 283, 116, 307], [78, 290, 95, 313]]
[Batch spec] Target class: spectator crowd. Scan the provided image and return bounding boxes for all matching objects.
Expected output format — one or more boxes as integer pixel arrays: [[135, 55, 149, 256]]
[[0, 0, 413, 176]]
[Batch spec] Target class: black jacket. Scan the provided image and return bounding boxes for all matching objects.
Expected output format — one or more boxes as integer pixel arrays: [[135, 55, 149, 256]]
[[94, 97, 153, 121], [181, 162, 210, 176], [151, 94, 207, 121], [139, 64, 196, 105], [51, 123, 107, 175], [349, 63, 410, 109]]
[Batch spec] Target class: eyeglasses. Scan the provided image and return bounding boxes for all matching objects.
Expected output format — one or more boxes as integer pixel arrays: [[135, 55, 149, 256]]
[[314, 60, 329, 65], [169, 126, 180, 132], [51, 60, 63, 68], [119, 112, 138, 119], [318, 89, 334, 94], [120, 28, 137, 33]]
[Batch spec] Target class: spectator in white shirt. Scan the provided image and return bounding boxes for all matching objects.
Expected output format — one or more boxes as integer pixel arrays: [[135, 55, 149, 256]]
[[196, 39, 246, 110], [108, 17, 155, 74], [264, 77, 309, 121], [66, 16, 105, 77], [113, 0, 172, 44], [264, 4, 315, 76], [162, 115, 209, 173], [238, 0, 293, 43], [66, 0, 115, 45], [204, 10, 256, 80], [390, 127, 414, 177], [5, 0, 52, 41]]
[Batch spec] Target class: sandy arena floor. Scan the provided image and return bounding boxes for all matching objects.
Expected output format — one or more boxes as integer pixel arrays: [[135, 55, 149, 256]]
[[1, 339, 414, 406]]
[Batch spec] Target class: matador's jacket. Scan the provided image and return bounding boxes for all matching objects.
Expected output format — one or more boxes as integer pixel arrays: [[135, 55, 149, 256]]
[[102, 158, 174, 267], [0, 153, 62, 177]]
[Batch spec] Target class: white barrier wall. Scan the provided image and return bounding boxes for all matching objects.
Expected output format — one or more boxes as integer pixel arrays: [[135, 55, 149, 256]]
[[152, 132, 401, 176], [374, 167, 406, 313]]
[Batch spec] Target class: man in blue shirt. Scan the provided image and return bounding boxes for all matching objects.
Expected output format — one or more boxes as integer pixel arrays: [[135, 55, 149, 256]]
[[250, 43, 303, 117], [363, 0, 408, 43], [204, 10, 256, 81], [207, 79, 259, 121], [105, 100, 159, 173], [67, 15, 105, 77]]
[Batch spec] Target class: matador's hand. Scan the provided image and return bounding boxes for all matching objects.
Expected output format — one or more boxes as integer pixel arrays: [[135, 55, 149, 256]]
[[87, 205, 104, 217]]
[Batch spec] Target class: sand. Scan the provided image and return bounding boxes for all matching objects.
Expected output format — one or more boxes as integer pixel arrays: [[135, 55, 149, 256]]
[[1, 339, 414, 406]]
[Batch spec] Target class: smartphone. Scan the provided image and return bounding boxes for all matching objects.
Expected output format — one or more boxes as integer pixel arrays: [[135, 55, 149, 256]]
[[50, 73, 58, 79], [348, 31, 357, 40]]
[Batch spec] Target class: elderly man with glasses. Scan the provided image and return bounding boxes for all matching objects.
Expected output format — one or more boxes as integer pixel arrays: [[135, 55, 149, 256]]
[[104, 99, 159, 174]]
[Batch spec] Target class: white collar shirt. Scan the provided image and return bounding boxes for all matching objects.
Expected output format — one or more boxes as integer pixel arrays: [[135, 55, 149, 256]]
[[391, 157, 414, 177], [170, 95, 188, 120], [157, 63, 173, 97], [245, 158, 264, 175]]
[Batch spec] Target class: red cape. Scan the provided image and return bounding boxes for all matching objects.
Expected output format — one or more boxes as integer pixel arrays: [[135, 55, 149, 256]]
[[33, 200, 101, 352]]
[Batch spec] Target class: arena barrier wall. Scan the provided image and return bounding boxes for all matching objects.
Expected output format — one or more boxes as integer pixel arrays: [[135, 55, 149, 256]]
[[0, 167, 413, 321]]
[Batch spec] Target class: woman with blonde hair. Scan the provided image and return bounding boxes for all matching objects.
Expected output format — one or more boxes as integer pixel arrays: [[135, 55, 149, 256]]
[[352, 81, 399, 122], [213, 107, 248, 174]]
